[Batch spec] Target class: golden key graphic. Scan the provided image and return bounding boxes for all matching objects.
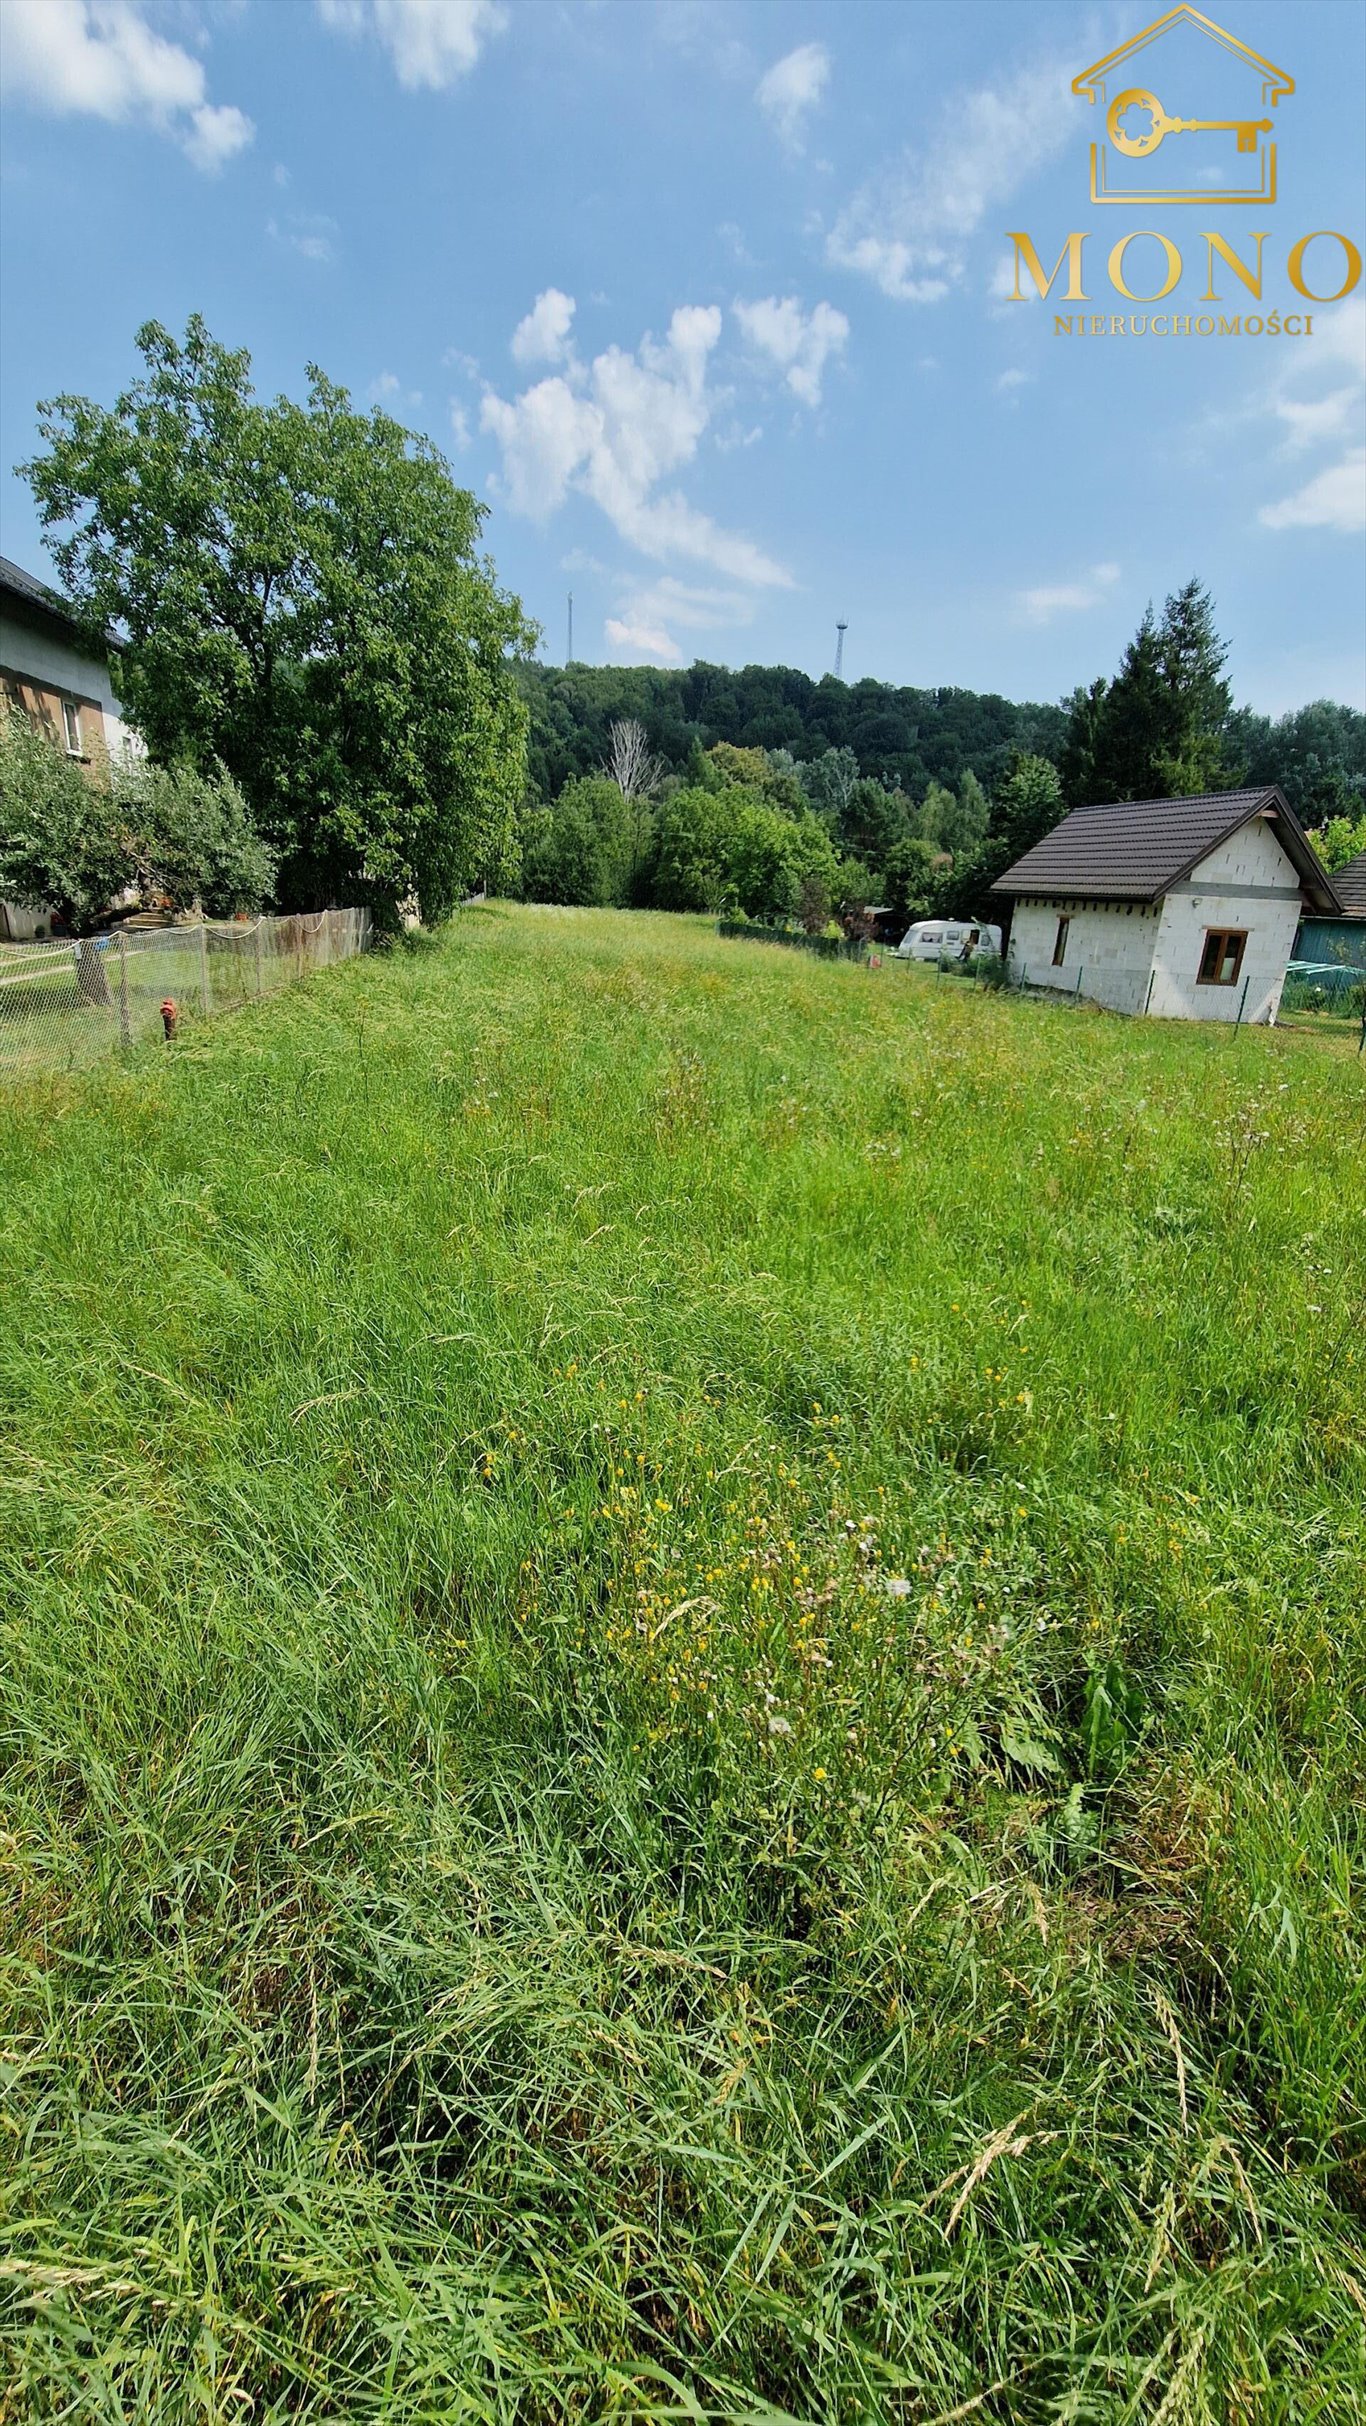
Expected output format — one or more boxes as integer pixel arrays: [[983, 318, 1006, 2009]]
[[1106, 86, 1273, 157]]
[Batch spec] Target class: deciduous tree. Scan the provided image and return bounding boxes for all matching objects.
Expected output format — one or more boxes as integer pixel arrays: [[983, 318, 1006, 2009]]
[[23, 316, 536, 923]]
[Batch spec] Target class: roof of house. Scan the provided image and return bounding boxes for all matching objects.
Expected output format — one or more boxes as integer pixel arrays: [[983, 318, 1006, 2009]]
[[0, 554, 122, 654], [1328, 847, 1366, 918], [992, 788, 1341, 916]]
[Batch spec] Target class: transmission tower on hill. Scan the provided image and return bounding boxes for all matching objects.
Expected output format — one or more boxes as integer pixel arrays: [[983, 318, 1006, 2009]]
[[834, 621, 848, 680]]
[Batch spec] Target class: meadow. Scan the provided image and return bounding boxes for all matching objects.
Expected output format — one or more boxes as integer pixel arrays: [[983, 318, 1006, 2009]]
[[1, 905, 1363, 2424]]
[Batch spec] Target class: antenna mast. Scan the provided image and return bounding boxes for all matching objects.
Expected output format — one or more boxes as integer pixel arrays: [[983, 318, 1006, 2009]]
[[567, 592, 574, 665], [834, 621, 848, 680]]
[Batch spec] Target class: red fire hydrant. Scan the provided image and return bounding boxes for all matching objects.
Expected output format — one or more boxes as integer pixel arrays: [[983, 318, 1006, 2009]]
[[160, 997, 178, 1039]]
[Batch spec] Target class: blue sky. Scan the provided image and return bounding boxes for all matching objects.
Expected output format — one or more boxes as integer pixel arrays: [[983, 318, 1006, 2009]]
[[1, 0, 1362, 715]]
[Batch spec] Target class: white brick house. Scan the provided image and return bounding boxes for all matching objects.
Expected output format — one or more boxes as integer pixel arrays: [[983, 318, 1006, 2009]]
[[993, 789, 1341, 1023]]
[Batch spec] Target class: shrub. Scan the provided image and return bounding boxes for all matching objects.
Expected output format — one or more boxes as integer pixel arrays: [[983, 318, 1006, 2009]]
[[0, 708, 129, 933], [0, 710, 273, 931], [113, 756, 275, 917]]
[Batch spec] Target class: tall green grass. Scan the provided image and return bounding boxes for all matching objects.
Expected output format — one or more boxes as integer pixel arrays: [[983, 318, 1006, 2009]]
[[1, 905, 1363, 2422]]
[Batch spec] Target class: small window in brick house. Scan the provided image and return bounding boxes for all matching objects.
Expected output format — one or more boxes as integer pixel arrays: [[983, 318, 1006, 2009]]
[[1052, 915, 1070, 966], [62, 700, 83, 755], [1197, 929, 1247, 986]]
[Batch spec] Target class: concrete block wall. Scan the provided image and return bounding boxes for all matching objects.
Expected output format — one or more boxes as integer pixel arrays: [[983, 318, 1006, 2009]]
[[1006, 898, 1159, 1014]]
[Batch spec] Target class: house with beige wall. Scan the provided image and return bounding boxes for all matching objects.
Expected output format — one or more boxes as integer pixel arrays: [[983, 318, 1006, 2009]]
[[1, 554, 134, 940], [993, 789, 1341, 1023]]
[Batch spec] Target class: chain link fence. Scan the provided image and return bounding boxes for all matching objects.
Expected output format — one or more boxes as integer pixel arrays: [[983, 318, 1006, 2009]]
[[0, 908, 371, 1077], [1276, 959, 1366, 1045]]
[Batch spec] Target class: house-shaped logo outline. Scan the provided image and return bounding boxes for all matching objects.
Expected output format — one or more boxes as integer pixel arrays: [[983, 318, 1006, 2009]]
[[1072, 7, 1294, 205]]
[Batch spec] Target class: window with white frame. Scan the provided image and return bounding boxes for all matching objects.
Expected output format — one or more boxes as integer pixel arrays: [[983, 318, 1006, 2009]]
[[62, 699, 83, 755]]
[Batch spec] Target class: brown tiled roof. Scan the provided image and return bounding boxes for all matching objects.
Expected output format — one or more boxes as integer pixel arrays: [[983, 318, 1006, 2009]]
[[1330, 847, 1366, 917], [992, 788, 1341, 915]]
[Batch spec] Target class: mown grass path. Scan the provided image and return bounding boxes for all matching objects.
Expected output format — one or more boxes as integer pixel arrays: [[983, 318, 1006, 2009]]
[[2, 906, 1363, 2422]]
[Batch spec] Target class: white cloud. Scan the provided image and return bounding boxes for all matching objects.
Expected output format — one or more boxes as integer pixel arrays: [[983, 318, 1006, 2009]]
[[995, 366, 1032, 393], [1196, 302, 1364, 464], [1247, 302, 1366, 535], [1272, 389, 1359, 453], [316, 0, 506, 91], [267, 212, 338, 263], [604, 617, 684, 665], [756, 42, 829, 149], [482, 300, 792, 589], [990, 256, 1029, 304], [0, 0, 253, 170], [828, 50, 1076, 303], [654, 1, 751, 84], [1019, 564, 1121, 623], [717, 220, 758, 268], [448, 402, 472, 449], [604, 574, 759, 667], [511, 288, 576, 367], [1301, 296, 1366, 377], [184, 102, 253, 172], [368, 370, 424, 410], [732, 296, 848, 407], [1260, 450, 1366, 534], [481, 376, 599, 519]]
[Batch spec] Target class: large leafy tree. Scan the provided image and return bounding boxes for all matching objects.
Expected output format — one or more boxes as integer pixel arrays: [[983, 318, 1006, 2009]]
[[936, 753, 1066, 922], [1308, 811, 1366, 871], [883, 835, 940, 922], [1225, 698, 1366, 826], [990, 752, 1066, 864], [653, 784, 839, 921], [940, 768, 990, 859], [22, 316, 536, 921], [796, 746, 859, 828], [520, 776, 633, 907], [839, 777, 911, 870]]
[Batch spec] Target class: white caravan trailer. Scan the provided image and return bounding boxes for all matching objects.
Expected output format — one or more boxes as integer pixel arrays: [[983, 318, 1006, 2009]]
[[896, 918, 1002, 964]]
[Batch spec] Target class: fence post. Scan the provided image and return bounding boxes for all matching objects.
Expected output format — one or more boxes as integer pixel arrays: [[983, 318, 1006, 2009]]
[[255, 920, 264, 999], [1234, 974, 1249, 1030], [114, 932, 126, 1030], [118, 930, 132, 1048], [197, 921, 210, 1015]]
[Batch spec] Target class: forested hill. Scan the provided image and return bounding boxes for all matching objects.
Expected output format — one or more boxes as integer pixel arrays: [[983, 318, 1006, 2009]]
[[521, 661, 1070, 804]]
